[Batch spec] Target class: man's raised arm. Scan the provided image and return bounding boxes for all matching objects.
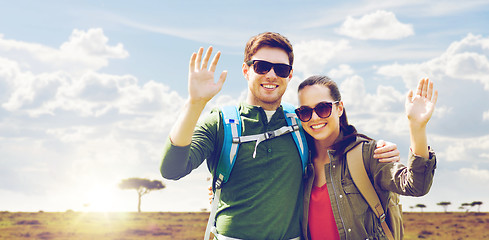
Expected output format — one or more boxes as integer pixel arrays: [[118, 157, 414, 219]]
[[170, 46, 227, 146]]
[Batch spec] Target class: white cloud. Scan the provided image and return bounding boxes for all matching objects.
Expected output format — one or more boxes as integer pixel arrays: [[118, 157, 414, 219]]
[[328, 64, 355, 79], [293, 39, 351, 77], [0, 28, 128, 75], [336, 10, 414, 40], [443, 34, 489, 90], [2, 71, 68, 115], [460, 167, 489, 181], [378, 34, 489, 89], [2, 68, 184, 118], [340, 75, 404, 113], [0, 29, 189, 212], [376, 34, 489, 138], [60, 29, 127, 58], [431, 135, 489, 163], [339, 75, 406, 135], [484, 111, 489, 121]]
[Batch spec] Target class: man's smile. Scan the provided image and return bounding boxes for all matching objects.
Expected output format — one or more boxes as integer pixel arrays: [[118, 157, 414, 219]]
[[262, 84, 278, 90]]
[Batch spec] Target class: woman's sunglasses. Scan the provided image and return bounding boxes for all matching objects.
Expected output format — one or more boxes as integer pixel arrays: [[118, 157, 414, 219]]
[[295, 101, 339, 122], [246, 60, 292, 78]]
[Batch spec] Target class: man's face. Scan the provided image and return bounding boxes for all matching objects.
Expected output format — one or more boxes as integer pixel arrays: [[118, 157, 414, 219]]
[[243, 47, 293, 110]]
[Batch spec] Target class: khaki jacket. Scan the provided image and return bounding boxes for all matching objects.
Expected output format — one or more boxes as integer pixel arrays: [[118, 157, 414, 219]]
[[302, 134, 436, 240]]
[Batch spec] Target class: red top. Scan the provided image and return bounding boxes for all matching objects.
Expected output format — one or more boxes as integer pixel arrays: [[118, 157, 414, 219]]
[[308, 183, 340, 240]]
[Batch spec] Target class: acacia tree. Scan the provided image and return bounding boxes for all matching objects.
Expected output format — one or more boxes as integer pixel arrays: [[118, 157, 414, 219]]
[[437, 201, 451, 213], [119, 178, 165, 212], [461, 203, 472, 213], [471, 201, 483, 212], [415, 204, 427, 212]]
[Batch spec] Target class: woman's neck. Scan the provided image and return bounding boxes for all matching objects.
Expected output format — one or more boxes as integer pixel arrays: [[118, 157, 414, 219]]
[[312, 131, 341, 164], [313, 139, 334, 164]]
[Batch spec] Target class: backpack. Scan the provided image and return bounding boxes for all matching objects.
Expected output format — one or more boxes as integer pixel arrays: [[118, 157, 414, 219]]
[[347, 142, 404, 240], [204, 103, 309, 240]]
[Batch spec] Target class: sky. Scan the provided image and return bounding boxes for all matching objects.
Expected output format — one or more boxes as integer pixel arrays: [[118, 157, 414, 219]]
[[1, 1, 489, 213]]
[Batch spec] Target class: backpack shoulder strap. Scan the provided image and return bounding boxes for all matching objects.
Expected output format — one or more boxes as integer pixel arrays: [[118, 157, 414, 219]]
[[215, 105, 242, 186], [205, 105, 241, 240], [346, 142, 394, 240], [282, 102, 309, 175]]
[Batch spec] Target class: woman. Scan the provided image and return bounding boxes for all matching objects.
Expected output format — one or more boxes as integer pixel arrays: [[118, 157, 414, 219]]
[[296, 76, 437, 240]]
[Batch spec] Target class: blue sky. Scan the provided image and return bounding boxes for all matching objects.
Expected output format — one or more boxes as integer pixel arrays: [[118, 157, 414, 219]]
[[1, 1, 489, 213]]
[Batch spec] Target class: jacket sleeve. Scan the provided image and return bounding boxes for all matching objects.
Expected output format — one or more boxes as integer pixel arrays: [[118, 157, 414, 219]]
[[160, 109, 222, 180], [365, 141, 437, 197]]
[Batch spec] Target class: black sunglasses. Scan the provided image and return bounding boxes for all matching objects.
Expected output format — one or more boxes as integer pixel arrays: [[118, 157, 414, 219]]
[[295, 101, 339, 122], [246, 60, 292, 78]]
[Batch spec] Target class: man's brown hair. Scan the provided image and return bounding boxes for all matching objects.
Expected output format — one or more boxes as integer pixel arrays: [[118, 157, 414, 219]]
[[244, 32, 294, 66]]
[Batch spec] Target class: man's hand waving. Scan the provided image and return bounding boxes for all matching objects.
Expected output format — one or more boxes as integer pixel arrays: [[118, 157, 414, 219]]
[[188, 47, 227, 104]]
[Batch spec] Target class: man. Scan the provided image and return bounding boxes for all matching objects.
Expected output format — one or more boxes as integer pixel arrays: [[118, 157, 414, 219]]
[[160, 32, 399, 239]]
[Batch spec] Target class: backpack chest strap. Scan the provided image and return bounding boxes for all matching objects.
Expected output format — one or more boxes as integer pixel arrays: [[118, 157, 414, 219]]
[[235, 125, 300, 158]]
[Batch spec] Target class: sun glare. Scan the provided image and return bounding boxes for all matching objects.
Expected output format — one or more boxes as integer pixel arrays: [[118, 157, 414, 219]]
[[82, 186, 118, 212]]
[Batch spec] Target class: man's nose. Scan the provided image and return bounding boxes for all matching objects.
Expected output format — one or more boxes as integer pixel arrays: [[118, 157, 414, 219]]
[[265, 67, 278, 79]]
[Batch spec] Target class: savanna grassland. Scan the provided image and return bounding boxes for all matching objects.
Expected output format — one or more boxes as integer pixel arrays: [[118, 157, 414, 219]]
[[1, 211, 488, 239]]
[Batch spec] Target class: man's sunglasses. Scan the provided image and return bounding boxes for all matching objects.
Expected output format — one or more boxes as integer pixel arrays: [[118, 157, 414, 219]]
[[295, 101, 339, 122], [246, 60, 292, 78]]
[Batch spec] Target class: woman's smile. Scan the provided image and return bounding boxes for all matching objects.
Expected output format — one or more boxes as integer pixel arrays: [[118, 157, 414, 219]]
[[310, 122, 327, 130]]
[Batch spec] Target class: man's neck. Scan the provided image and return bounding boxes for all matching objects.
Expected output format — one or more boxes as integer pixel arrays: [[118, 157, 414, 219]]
[[246, 98, 281, 111]]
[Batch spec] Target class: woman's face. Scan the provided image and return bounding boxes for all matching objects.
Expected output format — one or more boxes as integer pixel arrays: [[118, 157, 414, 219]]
[[297, 84, 343, 144]]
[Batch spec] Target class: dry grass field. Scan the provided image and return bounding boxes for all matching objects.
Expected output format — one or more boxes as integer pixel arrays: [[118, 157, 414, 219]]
[[403, 212, 489, 239], [1, 211, 488, 239]]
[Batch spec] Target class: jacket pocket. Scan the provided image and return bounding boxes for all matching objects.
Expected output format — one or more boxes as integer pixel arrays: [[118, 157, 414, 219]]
[[342, 179, 369, 216]]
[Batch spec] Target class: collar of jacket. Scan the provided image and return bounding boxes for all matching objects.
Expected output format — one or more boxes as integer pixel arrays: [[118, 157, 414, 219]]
[[326, 129, 371, 156]]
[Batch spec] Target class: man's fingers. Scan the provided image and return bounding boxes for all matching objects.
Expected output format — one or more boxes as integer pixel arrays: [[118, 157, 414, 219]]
[[378, 145, 399, 154], [217, 71, 228, 89], [195, 47, 203, 71], [374, 144, 399, 156], [201, 46, 213, 70], [374, 148, 400, 159], [374, 141, 397, 153], [376, 139, 386, 148], [208, 186, 214, 204], [209, 51, 221, 73], [190, 47, 221, 72], [374, 140, 400, 163], [189, 52, 197, 72], [377, 156, 401, 163]]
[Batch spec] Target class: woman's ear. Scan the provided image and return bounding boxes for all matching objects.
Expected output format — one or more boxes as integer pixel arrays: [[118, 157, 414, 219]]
[[337, 101, 344, 117]]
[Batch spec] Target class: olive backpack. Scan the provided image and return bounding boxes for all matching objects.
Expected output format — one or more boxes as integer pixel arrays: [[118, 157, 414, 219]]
[[347, 142, 404, 240]]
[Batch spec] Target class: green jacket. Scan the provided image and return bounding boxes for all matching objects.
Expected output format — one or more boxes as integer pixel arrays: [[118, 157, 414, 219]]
[[161, 102, 304, 240], [302, 133, 437, 240]]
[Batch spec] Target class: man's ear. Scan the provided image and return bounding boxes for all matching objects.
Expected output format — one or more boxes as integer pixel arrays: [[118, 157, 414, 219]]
[[242, 62, 249, 80]]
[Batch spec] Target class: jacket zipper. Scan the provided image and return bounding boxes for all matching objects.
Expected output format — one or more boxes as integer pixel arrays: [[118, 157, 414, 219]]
[[328, 150, 349, 239]]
